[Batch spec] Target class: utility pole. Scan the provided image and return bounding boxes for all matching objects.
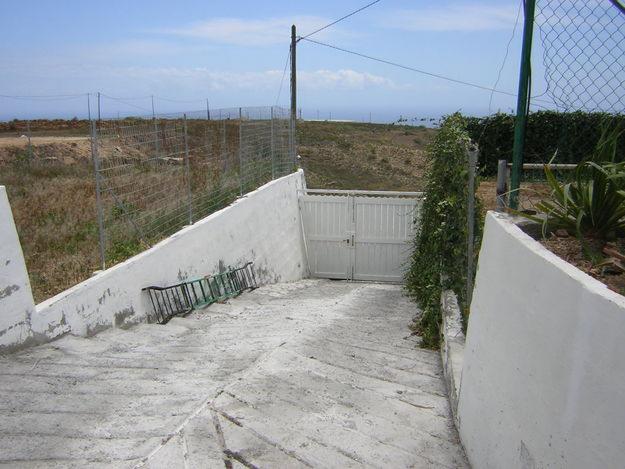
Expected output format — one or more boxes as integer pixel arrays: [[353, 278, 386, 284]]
[[510, 0, 536, 209], [290, 24, 297, 161], [97, 92, 101, 122], [87, 93, 91, 121], [206, 99, 210, 120]]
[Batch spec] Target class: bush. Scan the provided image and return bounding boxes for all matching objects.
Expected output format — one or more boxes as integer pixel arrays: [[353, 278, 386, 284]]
[[405, 114, 482, 348], [526, 126, 625, 242], [465, 111, 625, 176], [533, 161, 625, 240]]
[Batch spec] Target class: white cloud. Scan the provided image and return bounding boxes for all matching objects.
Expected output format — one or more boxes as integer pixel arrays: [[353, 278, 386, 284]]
[[111, 67, 398, 92], [383, 3, 518, 32], [299, 69, 398, 90], [162, 16, 339, 45]]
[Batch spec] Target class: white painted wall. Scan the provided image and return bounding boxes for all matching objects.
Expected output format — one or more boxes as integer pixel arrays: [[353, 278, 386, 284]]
[[458, 211, 625, 469], [0, 187, 37, 350], [1, 171, 308, 352]]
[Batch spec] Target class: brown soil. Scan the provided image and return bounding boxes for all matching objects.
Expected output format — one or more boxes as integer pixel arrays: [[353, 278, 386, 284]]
[[541, 234, 625, 295], [298, 121, 434, 191], [477, 179, 552, 213], [0, 138, 92, 164]]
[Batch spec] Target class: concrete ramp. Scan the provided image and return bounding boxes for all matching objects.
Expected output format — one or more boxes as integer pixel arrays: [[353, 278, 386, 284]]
[[0, 280, 467, 468]]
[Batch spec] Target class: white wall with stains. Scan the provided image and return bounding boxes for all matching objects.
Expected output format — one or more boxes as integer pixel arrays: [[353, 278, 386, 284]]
[[0, 186, 37, 350], [458, 212, 625, 469], [0, 170, 308, 352]]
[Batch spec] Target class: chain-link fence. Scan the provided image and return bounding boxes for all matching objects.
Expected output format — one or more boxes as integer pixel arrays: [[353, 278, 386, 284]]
[[92, 106, 295, 268], [481, 0, 625, 213]]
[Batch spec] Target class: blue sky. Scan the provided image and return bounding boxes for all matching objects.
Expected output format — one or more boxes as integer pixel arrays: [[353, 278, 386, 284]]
[[0, 0, 545, 121]]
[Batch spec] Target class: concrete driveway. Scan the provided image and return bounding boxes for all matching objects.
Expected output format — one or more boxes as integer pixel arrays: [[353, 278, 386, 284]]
[[0, 280, 467, 468]]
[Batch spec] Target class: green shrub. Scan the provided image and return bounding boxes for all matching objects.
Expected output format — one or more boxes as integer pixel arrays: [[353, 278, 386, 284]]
[[465, 111, 625, 175], [405, 113, 482, 348], [525, 126, 625, 241], [532, 161, 625, 240]]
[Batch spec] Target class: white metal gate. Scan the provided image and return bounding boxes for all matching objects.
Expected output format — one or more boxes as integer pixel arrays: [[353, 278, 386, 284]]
[[299, 189, 423, 282]]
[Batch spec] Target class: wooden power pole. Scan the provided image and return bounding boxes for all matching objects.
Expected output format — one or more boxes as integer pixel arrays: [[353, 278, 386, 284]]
[[290, 25, 297, 125], [290, 25, 297, 161]]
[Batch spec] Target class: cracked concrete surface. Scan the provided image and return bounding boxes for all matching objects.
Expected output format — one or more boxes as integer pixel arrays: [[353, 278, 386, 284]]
[[0, 280, 468, 468]]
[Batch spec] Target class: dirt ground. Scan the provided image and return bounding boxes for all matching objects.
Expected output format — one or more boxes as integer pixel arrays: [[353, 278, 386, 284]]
[[0, 137, 91, 165], [0, 120, 439, 302], [298, 121, 435, 191]]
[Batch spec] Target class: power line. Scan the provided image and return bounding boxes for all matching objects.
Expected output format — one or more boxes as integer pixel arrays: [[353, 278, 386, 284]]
[[100, 94, 152, 101], [488, 0, 523, 113], [155, 96, 206, 104], [100, 93, 152, 113], [299, 0, 383, 40], [275, 46, 291, 105], [0, 93, 86, 101], [300, 37, 523, 98]]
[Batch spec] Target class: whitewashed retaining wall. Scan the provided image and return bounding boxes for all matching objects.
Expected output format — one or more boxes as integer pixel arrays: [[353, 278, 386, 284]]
[[0, 171, 308, 352], [458, 211, 625, 469], [0, 187, 37, 350]]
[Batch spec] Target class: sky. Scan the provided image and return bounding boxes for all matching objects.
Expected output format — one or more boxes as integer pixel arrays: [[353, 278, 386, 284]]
[[0, 0, 547, 122]]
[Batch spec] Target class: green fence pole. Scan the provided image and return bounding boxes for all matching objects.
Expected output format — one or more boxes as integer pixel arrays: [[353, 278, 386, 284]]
[[510, 0, 536, 209]]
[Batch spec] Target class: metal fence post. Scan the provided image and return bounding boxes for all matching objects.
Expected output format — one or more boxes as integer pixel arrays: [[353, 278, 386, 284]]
[[238, 107, 243, 195], [510, 0, 536, 209], [466, 146, 479, 306], [183, 114, 193, 225], [91, 120, 106, 271], [270, 106, 276, 179], [26, 120, 33, 161], [496, 159, 508, 211], [221, 117, 227, 172], [151, 96, 160, 158]]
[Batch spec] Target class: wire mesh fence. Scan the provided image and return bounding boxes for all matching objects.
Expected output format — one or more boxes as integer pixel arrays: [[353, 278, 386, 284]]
[[489, 0, 625, 213], [92, 106, 295, 268]]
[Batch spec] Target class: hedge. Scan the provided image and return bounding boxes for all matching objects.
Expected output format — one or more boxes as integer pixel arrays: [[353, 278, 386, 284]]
[[465, 111, 625, 176]]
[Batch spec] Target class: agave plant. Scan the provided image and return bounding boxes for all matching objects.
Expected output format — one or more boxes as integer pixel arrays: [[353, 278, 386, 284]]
[[533, 161, 625, 239], [524, 121, 625, 240]]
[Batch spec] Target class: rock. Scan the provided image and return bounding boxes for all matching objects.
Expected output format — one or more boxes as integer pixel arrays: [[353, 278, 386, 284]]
[[555, 229, 570, 238]]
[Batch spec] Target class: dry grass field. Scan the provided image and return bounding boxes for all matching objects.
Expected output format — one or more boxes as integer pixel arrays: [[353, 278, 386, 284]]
[[2, 119, 500, 303]]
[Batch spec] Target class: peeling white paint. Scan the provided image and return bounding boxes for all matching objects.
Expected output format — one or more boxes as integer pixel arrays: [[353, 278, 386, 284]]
[[1, 171, 308, 352], [0, 186, 37, 350]]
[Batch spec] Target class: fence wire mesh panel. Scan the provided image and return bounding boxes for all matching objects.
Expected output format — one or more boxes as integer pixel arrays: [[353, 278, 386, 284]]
[[491, 0, 625, 213], [92, 106, 294, 267], [536, 0, 625, 113]]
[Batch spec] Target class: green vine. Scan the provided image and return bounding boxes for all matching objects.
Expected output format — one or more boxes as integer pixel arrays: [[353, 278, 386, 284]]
[[405, 113, 482, 348]]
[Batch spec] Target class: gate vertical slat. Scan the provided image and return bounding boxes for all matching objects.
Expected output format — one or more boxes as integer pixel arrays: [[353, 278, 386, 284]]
[[299, 189, 424, 283]]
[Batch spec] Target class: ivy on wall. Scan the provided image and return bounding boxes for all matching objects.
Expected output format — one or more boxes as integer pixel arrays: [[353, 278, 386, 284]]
[[405, 113, 482, 348]]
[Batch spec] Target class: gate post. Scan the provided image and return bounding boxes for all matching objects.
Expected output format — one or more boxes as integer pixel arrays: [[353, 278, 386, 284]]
[[466, 146, 479, 306], [496, 159, 508, 211]]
